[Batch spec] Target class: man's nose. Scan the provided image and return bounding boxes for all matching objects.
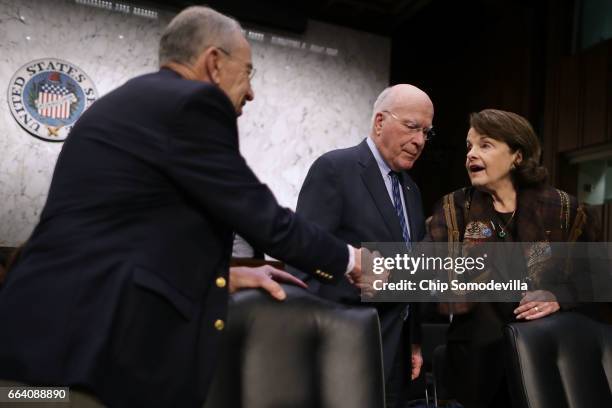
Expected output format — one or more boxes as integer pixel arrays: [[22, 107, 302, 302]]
[[413, 130, 426, 147], [245, 83, 254, 101]]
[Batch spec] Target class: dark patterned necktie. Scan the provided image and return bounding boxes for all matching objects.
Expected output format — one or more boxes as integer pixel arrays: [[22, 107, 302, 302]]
[[390, 171, 412, 320], [389, 171, 411, 247]]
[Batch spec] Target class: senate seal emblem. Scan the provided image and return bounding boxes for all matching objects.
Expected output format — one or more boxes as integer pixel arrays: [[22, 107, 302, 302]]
[[7, 58, 98, 142]]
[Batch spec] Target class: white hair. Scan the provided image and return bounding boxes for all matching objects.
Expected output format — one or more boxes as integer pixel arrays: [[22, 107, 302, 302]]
[[369, 84, 433, 133], [370, 86, 394, 125]]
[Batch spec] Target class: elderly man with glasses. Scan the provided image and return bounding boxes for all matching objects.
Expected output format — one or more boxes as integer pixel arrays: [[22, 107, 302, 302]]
[[291, 84, 434, 408], [0, 6, 370, 408]]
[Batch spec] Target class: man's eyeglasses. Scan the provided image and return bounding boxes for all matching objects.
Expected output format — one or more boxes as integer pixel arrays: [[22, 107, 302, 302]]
[[382, 110, 435, 141], [218, 47, 256, 80]]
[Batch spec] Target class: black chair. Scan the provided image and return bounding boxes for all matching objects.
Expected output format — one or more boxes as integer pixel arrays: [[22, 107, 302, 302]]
[[504, 312, 612, 408], [203, 284, 385, 408]]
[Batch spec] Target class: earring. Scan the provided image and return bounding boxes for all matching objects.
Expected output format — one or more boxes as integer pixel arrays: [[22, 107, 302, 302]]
[[511, 163, 516, 170]]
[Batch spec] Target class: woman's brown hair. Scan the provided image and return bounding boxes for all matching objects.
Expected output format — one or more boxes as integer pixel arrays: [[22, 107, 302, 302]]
[[470, 109, 548, 187]]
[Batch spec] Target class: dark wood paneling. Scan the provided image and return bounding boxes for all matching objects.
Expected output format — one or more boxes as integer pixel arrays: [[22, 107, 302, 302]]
[[582, 42, 608, 146], [550, 40, 612, 156], [543, 65, 560, 184], [541, 0, 576, 184], [557, 57, 581, 152]]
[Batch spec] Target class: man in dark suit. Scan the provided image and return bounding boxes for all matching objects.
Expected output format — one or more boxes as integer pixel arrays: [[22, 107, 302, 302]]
[[0, 6, 367, 408], [294, 84, 434, 408]]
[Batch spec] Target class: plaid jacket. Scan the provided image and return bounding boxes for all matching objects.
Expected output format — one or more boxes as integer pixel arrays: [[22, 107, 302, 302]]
[[427, 185, 600, 244], [426, 184, 603, 405], [426, 184, 601, 306]]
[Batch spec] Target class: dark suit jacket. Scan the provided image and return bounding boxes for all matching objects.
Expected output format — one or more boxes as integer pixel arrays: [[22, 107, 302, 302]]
[[293, 139, 425, 387], [0, 69, 350, 408]]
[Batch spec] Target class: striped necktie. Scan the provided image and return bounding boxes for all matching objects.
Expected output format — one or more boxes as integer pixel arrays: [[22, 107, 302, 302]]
[[390, 171, 412, 319], [389, 171, 411, 247]]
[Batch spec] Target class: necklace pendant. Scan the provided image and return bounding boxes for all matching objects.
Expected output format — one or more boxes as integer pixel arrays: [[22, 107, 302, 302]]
[[498, 230, 506, 238]]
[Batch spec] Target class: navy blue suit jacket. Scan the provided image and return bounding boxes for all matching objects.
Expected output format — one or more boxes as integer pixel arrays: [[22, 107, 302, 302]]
[[293, 139, 425, 385], [0, 69, 349, 407]]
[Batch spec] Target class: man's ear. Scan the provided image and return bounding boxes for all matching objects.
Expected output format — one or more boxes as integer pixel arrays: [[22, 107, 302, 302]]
[[373, 112, 384, 136], [199, 47, 222, 84]]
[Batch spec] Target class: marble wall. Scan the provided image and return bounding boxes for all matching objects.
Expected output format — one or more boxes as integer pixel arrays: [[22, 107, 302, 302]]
[[0, 0, 390, 246]]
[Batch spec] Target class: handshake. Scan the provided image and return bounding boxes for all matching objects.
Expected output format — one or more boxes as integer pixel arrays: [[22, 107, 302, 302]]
[[229, 247, 387, 301], [347, 247, 389, 298]]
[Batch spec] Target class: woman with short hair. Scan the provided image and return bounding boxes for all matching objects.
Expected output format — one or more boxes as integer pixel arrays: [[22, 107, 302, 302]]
[[426, 109, 600, 408]]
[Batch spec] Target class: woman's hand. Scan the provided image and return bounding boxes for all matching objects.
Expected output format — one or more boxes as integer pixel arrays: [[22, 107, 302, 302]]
[[514, 290, 560, 320]]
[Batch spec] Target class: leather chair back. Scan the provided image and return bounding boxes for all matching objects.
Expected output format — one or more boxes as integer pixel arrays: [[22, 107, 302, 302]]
[[504, 312, 612, 408], [204, 285, 385, 408]]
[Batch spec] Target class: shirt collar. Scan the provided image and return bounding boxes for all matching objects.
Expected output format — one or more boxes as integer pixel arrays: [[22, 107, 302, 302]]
[[366, 136, 393, 176]]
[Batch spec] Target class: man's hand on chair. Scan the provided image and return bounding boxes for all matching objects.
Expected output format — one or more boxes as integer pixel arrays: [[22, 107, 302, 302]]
[[229, 265, 307, 301]]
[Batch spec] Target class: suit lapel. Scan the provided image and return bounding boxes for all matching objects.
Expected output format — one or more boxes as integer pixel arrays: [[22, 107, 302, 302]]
[[358, 140, 405, 242]]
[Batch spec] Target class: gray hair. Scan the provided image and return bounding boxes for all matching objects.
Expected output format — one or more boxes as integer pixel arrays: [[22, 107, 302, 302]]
[[370, 86, 394, 127], [159, 6, 242, 66], [369, 84, 433, 132]]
